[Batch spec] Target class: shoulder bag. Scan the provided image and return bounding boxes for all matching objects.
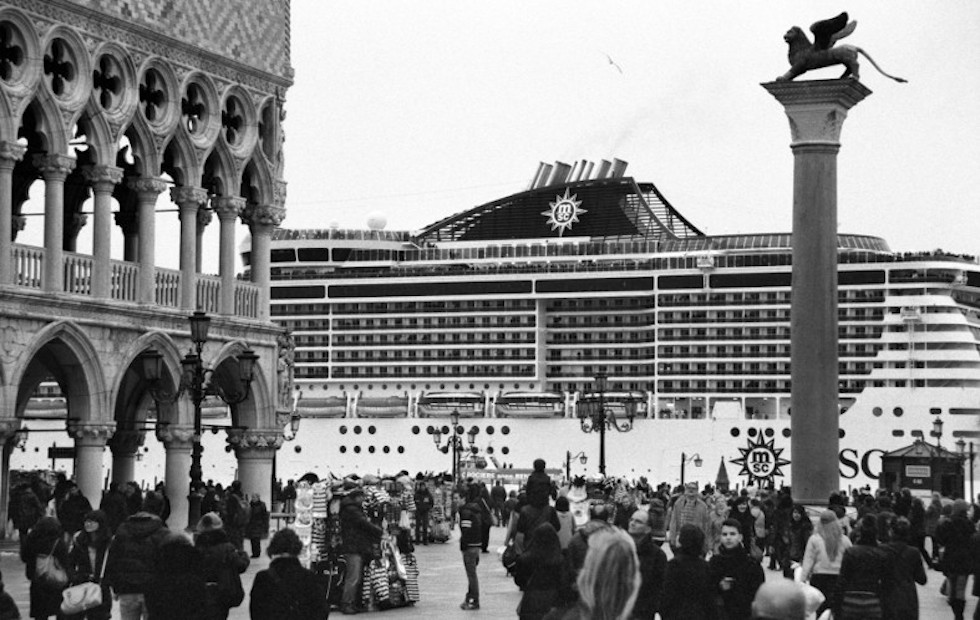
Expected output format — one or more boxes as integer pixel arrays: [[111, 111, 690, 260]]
[[61, 541, 109, 614], [36, 539, 68, 592]]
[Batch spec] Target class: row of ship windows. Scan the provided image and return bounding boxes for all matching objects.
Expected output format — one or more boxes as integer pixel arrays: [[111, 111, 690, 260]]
[[325, 350, 536, 362], [657, 290, 884, 307], [659, 309, 886, 323], [658, 327, 886, 341]]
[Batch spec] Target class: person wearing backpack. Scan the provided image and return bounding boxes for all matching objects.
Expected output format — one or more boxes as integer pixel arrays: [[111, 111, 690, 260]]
[[194, 512, 250, 620], [104, 492, 171, 620]]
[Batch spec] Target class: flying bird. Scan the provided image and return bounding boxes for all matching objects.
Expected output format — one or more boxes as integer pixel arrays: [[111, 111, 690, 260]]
[[603, 52, 623, 74]]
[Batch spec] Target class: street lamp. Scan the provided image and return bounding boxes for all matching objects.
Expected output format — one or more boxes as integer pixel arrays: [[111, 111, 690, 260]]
[[680, 452, 703, 487], [957, 438, 974, 502], [931, 417, 944, 494], [565, 451, 587, 480], [431, 410, 463, 481], [577, 372, 636, 477], [141, 311, 258, 530]]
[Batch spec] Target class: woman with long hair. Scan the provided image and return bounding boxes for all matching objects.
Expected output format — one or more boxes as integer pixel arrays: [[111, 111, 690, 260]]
[[547, 528, 640, 620], [515, 522, 566, 619], [800, 509, 851, 618], [21, 516, 70, 620], [781, 504, 813, 579], [65, 510, 113, 620]]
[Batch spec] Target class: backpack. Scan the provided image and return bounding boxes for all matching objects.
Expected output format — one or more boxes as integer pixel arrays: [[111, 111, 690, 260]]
[[216, 563, 245, 608]]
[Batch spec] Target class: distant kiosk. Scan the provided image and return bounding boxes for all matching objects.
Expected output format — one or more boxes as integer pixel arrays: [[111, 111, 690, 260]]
[[879, 441, 964, 498]]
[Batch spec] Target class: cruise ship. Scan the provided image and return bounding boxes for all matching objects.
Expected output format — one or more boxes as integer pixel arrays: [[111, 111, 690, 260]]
[[247, 159, 980, 493]]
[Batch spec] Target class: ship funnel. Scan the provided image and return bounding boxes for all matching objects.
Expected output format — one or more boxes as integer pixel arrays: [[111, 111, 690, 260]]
[[595, 159, 612, 179], [581, 161, 595, 180], [529, 162, 548, 190], [533, 163, 554, 189], [568, 160, 582, 183], [548, 161, 573, 186], [610, 158, 629, 178]]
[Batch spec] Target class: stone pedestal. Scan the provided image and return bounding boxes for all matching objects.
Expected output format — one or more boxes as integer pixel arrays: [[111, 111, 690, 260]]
[[158, 426, 195, 531], [228, 429, 282, 506], [762, 79, 871, 504], [68, 423, 115, 507]]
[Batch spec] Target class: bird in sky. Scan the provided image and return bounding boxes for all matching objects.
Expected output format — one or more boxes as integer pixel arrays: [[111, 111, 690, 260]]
[[603, 52, 623, 74]]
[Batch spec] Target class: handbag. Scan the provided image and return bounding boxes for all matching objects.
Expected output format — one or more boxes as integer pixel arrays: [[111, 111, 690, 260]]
[[749, 540, 764, 562], [36, 540, 68, 591], [61, 540, 109, 614]]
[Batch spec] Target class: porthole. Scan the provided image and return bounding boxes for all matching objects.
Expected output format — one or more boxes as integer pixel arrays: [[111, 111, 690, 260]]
[[339, 426, 348, 434], [368, 426, 376, 434], [486, 427, 495, 435], [764, 428, 774, 437], [501, 447, 510, 455], [872, 407, 883, 417], [782, 428, 791, 438], [501, 426, 510, 435], [748, 428, 757, 437], [397, 446, 405, 454], [354, 425, 362, 434], [730, 428, 741, 438], [354, 446, 361, 453], [339, 446, 347, 453], [383, 446, 391, 453], [893, 407, 904, 417], [368, 446, 376, 453], [412, 426, 421, 435]]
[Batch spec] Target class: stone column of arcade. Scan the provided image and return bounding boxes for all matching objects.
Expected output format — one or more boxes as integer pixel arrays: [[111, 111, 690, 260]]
[[763, 79, 871, 504], [0, 141, 26, 285], [212, 196, 246, 316], [33, 154, 77, 293], [82, 165, 124, 299], [229, 430, 281, 506], [68, 422, 116, 507], [158, 425, 195, 531], [171, 186, 209, 311], [243, 203, 285, 321], [129, 178, 168, 304], [107, 429, 144, 486], [0, 419, 21, 538]]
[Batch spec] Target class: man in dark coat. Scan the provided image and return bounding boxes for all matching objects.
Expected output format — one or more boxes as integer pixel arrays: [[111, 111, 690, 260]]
[[99, 481, 129, 533], [246, 494, 271, 559], [458, 484, 483, 610], [525, 458, 553, 509], [57, 481, 92, 538], [11, 483, 43, 544], [490, 480, 507, 525], [194, 512, 250, 619], [339, 487, 383, 615], [709, 519, 765, 620], [628, 509, 667, 619], [223, 481, 250, 551], [413, 476, 434, 545], [105, 491, 172, 620]]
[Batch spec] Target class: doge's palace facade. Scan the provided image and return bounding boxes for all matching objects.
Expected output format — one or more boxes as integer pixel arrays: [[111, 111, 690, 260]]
[[0, 0, 293, 531]]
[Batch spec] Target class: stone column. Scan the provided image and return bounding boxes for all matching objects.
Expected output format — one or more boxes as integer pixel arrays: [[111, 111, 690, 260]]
[[33, 154, 76, 293], [107, 429, 144, 485], [763, 79, 871, 504], [0, 142, 26, 285], [158, 425, 195, 531], [128, 178, 168, 304], [67, 422, 115, 507], [0, 419, 22, 539], [114, 210, 139, 262], [171, 187, 209, 311], [228, 429, 282, 506], [82, 166, 124, 299], [242, 203, 284, 321], [196, 208, 212, 274], [212, 196, 245, 316]]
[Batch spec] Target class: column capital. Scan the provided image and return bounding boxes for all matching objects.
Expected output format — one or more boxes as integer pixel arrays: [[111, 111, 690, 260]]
[[32, 153, 76, 179], [242, 203, 285, 229], [82, 165, 124, 191], [171, 186, 209, 207], [762, 79, 872, 146], [127, 177, 168, 196], [273, 180, 287, 209], [67, 421, 116, 446], [0, 141, 27, 165], [197, 208, 214, 229], [227, 428, 284, 454], [0, 418, 22, 444], [211, 195, 247, 220], [114, 210, 138, 234], [157, 424, 197, 449], [107, 428, 145, 455]]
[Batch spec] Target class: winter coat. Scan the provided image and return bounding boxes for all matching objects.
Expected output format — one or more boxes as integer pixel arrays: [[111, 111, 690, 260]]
[[246, 499, 271, 540], [145, 533, 207, 620], [104, 511, 170, 594], [58, 493, 93, 536], [515, 553, 565, 620], [196, 528, 250, 617], [338, 494, 383, 556], [98, 489, 128, 533], [924, 501, 942, 537], [565, 520, 611, 581], [249, 556, 329, 620], [708, 544, 765, 620], [414, 486, 433, 515], [879, 540, 926, 620], [667, 495, 711, 553], [632, 534, 667, 619], [661, 553, 719, 620], [838, 542, 888, 597], [66, 527, 112, 618], [21, 519, 69, 619], [12, 487, 43, 531], [526, 470, 553, 509], [936, 513, 975, 575], [458, 501, 483, 551]]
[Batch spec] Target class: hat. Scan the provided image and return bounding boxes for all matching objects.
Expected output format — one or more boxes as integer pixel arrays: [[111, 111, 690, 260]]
[[685, 482, 698, 491], [198, 512, 223, 532], [952, 499, 970, 517]]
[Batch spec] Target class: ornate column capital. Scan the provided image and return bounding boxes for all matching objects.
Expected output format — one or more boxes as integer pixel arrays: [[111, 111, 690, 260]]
[[242, 203, 285, 229], [211, 196, 246, 221], [32, 153, 76, 180], [127, 177, 168, 197], [156, 424, 197, 449], [0, 418, 22, 444], [107, 429, 145, 456], [82, 165, 124, 193], [197, 208, 214, 229], [67, 422, 116, 447], [273, 180, 287, 209], [171, 186, 209, 208], [227, 428, 284, 455], [0, 141, 27, 166], [762, 79, 871, 146]]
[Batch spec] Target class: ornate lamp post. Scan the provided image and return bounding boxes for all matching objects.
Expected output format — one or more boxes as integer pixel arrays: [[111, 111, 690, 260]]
[[680, 452, 703, 487], [565, 451, 587, 480], [957, 438, 974, 502], [431, 410, 463, 481], [930, 417, 944, 494], [141, 311, 258, 530], [577, 372, 636, 477]]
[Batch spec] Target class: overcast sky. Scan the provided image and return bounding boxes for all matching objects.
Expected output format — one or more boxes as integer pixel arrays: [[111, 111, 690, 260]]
[[282, 1, 980, 255]]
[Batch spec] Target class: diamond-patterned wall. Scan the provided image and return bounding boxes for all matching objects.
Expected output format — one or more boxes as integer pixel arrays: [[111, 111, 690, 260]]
[[65, 0, 290, 76]]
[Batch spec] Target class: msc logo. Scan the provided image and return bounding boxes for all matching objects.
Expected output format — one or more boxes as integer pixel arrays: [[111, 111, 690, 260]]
[[542, 188, 586, 237], [731, 429, 790, 486]]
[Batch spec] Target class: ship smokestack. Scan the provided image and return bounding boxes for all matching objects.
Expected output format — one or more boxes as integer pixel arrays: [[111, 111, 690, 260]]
[[595, 159, 612, 179], [610, 158, 628, 178], [529, 162, 548, 190], [534, 163, 554, 189], [548, 161, 572, 186], [582, 161, 595, 180], [568, 160, 582, 183]]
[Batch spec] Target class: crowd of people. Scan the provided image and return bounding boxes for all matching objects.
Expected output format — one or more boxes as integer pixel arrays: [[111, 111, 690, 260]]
[[8, 465, 980, 619]]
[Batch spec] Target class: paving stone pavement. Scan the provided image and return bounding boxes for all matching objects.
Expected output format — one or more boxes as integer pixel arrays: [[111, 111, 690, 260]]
[[0, 528, 969, 618]]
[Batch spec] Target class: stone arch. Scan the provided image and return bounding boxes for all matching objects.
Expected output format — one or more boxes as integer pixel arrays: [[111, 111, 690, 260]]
[[210, 340, 271, 432], [242, 156, 273, 207], [0, 7, 43, 137], [162, 126, 203, 187], [123, 113, 164, 177], [203, 139, 241, 196], [22, 88, 70, 156], [12, 320, 107, 424], [75, 101, 116, 166], [114, 331, 187, 432]]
